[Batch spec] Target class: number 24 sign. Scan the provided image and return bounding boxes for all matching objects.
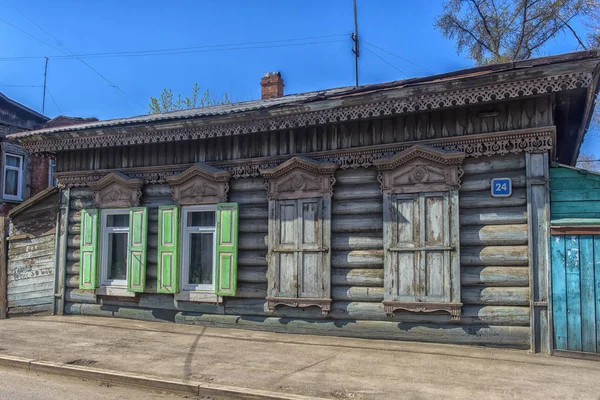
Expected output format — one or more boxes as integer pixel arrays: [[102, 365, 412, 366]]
[[491, 178, 512, 197]]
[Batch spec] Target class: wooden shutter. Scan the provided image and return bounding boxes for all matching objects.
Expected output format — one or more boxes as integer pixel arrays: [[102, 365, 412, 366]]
[[216, 203, 238, 296], [272, 200, 299, 297], [127, 207, 147, 293], [385, 193, 454, 302], [298, 198, 325, 298], [157, 206, 179, 294], [79, 208, 99, 290]]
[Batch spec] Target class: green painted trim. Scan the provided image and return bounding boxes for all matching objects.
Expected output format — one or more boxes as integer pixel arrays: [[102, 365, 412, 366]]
[[127, 207, 148, 293], [79, 209, 99, 290], [551, 218, 600, 226], [216, 202, 238, 296], [157, 206, 180, 294]]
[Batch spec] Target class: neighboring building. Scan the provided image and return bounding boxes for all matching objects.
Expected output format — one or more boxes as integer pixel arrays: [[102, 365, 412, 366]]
[[8, 50, 600, 354], [0, 92, 48, 214]]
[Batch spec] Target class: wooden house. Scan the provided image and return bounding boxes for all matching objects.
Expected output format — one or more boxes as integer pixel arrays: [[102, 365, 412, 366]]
[[8, 51, 600, 353]]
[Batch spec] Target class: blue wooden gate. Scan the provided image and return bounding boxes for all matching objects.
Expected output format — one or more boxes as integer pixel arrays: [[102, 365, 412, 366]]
[[551, 234, 600, 353]]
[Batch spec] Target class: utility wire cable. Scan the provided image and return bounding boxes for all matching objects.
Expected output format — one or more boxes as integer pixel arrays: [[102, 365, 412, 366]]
[[362, 40, 435, 74], [0, 84, 43, 88], [45, 87, 63, 114], [363, 47, 408, 77], [0, 38, 347, 61], [0, 4, 136, 112]]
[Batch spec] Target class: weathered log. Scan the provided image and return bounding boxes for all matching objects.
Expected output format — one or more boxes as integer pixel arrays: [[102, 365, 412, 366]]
[[238, 267, 267, 283], [68, 223, 80, 235], [229, 178, 265, 192], [332, 215, 383, 233], [64, 289, 95, 304], [70, 188, 93, 198], [66, 262, 79, 275], [67, 249, 80, 262], [66, 275, 79, 288], [239, 205, 268, 220], [142, 185, 170, 197], [67, 235, 80, 248], [459, 224, 528, 246], [459, 207, 527, 226], [238, 219, 268, 233], [332, 184, 381, 200], [459, 189, 527, 208], [68, 211, 81, 224], [462, 154, 525, 174], [331, 268, 384, 287], [238, 233, 268, 251], [238, 251, 268, 267], [224, 299, 530, 326], [460, 170, 526, 192], [228, 191, 267, 205], [332, 286, 384, 301], [334, 169, 378, 185], [462, 287, 529, 306], [331, 233, 383, 251], [461, 266, 529, 287], [460, 245, 529, 266], [332, 199, 383, 215], [331, 250, 384, 269], [235, 283, 267, 299], [65, 302, 530, 348], [70, 198, 94, 210]]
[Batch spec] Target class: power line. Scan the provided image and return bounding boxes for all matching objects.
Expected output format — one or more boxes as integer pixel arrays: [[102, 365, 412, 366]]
[[0, 84, 42, 88], [45, 87, 63, 114], [362, 41, 435, 74], [363, 47, 408, 77], [0, 4, 136, 113], [0, 37, 348, 61]]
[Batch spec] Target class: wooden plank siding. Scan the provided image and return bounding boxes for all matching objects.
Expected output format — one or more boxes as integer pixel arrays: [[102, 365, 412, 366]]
[[56, 98, 553, 173], [550, 166, 600, 222], [63, 152, 531, 348]]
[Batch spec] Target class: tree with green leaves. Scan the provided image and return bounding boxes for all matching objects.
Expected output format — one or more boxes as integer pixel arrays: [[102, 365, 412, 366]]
[[148, 83, 230, 114], [435, 0, 598, 65]]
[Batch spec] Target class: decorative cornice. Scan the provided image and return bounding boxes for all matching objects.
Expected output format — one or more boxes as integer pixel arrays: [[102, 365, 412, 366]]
[[55, 127, 555, 188], [166, 163, 231, 205], [88, 172, 143, 208], [261, 156, 338, 200], [24, 72, 587, 153], [373, 145, 465, 171]]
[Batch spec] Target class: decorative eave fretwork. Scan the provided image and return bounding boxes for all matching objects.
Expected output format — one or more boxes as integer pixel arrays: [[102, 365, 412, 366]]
[[374, 145, 465, 194], [88, 172, 143, 208], [22, 72, 588, 153], [56, 127, 555, 188], [260, 156, 338, 200], [166, 163, 231, 205]]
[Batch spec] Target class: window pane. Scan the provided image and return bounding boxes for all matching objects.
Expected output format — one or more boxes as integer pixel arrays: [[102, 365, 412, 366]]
[[188, 232, 213, 285], [6, 155, 20, 168], [187, 211, 215, 227], [4, 169, 18, 196], [107, 214, 129, 227], [107, 232, 128, 281]]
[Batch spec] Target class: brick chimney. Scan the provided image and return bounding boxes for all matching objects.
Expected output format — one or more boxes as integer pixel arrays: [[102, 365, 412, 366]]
[[260, 72, 284, 99]]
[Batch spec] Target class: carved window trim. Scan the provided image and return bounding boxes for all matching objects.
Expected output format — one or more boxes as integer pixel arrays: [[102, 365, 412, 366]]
[[375, 145, 464, 319], [165, 163, 231, 205], [261, 156, 338, 313], [88, 172, 143, 208]]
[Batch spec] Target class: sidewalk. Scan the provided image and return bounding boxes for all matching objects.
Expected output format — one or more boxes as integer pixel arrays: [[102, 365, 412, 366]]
[[1, 315, 599, 399]]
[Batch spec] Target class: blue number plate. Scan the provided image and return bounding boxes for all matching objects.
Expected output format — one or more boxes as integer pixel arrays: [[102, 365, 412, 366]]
[[491, 178, 512, 197]]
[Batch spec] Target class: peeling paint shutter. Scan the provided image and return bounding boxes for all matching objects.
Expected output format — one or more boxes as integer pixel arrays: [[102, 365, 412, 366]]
[[274, 200, 299, 298], [216, 203, 238, 296], [79, 209, 99, 290], [127, 207, 147, 293], [157, 206, 179, 294]]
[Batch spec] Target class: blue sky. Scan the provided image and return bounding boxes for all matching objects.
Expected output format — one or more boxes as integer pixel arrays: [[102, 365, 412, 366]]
[[0, 0, 597, 156]]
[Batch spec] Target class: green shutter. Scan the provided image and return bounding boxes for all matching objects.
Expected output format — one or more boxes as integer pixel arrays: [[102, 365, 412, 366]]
[[157, 206, 180, 294], [127, 207, 148, 292], [79, 209, 99, 290], [216, 203, 238, 296]]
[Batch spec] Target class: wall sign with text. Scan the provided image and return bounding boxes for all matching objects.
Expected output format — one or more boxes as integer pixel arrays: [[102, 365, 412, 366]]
[[491, 178, 512, 197]]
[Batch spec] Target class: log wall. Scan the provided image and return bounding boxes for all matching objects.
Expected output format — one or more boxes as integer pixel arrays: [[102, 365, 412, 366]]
[[63, 153, 531, 348]]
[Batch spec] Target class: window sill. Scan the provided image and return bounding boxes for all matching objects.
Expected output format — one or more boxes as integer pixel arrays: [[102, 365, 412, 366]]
[[95, 286, 136, 297], [382, 301, 462, 320], [175, 291, 222, 303]]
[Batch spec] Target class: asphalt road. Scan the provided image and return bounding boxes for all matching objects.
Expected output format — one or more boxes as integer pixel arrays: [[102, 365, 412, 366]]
[[0, 366, 205, 400]]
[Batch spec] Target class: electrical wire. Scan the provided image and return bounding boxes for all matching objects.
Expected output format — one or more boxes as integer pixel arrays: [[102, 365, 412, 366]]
[[0, 38, 348, 61], [0, 84, 42, 88], [0, 3, 137, 112], [45, 87, 63, 114], [363, 47, 408, 77], [362, 40, 435, 74]]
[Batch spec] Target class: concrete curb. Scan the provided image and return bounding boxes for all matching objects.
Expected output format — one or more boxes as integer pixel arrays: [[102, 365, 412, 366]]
[[0, 354, 324, 400]]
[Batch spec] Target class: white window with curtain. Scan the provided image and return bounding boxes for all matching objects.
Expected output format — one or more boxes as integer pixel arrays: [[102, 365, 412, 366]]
[[180, 205, 217, 292], [3, 153, 23, 201], [99, 209, 130, 287]]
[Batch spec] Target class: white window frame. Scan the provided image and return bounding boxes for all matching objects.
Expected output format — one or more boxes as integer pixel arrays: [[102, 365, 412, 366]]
[[100, 209, 130, 287], [3, 153, 23, 201], [48, 159, 57, 187], [181, 205, 217, 292]]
